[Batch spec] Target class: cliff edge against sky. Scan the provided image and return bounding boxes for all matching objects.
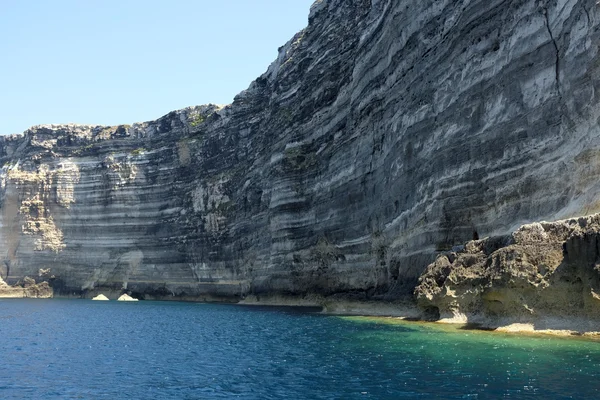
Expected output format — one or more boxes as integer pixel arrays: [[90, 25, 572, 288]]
[[1, 0, 600, 328]]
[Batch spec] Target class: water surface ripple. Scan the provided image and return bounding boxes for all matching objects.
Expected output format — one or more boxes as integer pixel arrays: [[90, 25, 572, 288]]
[[0, 299, 598, 399]]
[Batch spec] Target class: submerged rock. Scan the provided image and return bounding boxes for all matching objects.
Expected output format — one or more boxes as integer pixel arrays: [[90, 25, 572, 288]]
[[92, 294, 110, 301], [117, 294, 138, 302]]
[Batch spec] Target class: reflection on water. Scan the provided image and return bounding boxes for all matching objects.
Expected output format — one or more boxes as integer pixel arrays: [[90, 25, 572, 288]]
[[0, 299, 598, 399]]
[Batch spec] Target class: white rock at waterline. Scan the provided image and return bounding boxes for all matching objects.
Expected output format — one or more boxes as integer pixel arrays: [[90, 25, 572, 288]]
[[92, 294, 110, 301], [117, 293, 138, 302]]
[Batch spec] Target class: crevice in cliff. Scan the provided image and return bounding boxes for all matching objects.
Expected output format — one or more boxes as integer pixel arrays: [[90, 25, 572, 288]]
[[543, 7, 561, 97], [582, 4, 591, 28], [585, 9, 591, 27]]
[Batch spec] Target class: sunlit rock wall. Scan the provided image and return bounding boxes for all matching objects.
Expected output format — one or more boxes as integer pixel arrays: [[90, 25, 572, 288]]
[[1, 0, 600, 301], [415, 214, 600, 330]]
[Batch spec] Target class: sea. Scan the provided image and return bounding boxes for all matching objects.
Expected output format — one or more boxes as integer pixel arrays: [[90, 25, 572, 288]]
[[0, 299, 598, 399]]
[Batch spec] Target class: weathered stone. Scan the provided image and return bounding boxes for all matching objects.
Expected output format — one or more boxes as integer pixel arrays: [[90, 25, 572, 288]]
[[415, 214, 600, 329], [0, 275, 52, 298], [117, 293, 139, 302]]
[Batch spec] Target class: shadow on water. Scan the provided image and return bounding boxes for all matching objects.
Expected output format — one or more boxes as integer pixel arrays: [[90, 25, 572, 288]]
[[456, 322, 496, 331], [231, 303, 324, 314]]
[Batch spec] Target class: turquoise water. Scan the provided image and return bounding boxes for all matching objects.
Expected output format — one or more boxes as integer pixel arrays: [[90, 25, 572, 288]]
[[0, 300, 599, 399]]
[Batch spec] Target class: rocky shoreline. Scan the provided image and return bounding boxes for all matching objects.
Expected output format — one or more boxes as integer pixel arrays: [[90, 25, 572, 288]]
[[0, 275, 52, 299], [413, 214, 600, 336], [6, 211, 600, 337], [4, 279, 600, 337], [241, 213, 600, 337], [231, 213, 600, 336], [236, 294, 600, 337]]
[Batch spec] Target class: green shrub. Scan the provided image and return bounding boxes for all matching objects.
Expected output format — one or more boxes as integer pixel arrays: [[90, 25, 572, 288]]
[[190, 114, 205, 127]]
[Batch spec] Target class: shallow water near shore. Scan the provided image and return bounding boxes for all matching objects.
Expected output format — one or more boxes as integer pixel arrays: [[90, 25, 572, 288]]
[[0, 299, 599, 399]]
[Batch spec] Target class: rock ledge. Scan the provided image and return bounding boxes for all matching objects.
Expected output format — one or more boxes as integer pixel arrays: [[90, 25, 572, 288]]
[[415, 214, 600, 333]]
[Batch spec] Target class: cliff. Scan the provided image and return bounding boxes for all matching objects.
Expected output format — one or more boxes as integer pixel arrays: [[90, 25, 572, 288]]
[[1, 0, 600, 309]]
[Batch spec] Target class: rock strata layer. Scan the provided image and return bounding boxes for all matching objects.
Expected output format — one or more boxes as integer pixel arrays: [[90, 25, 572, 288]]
[[0, 275, 52, 298], [1, 0, 600, 310]]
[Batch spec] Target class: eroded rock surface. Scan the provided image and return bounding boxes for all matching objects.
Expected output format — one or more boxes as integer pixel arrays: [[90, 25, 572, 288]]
[[416, 214, 600, 330], [1, 1, 600, 305], [0, 274, 52, 298]]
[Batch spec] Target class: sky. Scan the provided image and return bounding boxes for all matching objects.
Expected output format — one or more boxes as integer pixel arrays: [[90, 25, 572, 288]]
[[0, 0, 315, 135]]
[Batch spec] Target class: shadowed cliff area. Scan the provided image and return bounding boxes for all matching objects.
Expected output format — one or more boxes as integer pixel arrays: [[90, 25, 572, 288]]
[[1, 0, 600, 311]]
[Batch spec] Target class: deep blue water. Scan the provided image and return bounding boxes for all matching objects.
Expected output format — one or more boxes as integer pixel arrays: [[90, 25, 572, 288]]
[[0, 299, 599, 399]]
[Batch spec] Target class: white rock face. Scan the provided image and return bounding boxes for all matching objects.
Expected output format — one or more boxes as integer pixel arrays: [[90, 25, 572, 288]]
[[92, 294, 110, 301], [117, 293, 138, 302]]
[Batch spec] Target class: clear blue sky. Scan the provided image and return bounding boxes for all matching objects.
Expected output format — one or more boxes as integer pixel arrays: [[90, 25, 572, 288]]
[[0, 0, 315, 135]]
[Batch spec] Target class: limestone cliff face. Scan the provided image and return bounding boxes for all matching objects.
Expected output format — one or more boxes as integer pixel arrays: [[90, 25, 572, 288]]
[[1, 0, 600, 301]]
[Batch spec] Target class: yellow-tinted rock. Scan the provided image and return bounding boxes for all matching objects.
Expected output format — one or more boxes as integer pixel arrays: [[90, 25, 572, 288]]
[[415, 214, 600, 333]]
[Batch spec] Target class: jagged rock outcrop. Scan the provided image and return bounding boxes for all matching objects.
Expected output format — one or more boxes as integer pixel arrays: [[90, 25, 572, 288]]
[[0, 276, 24, 298], [416, 214, 600, 330], [0, 274, 52, 298], [1, 0, 600, 305]]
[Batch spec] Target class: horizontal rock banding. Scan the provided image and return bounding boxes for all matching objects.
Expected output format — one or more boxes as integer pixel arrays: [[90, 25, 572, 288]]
[[0, 0, 599, 307]]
